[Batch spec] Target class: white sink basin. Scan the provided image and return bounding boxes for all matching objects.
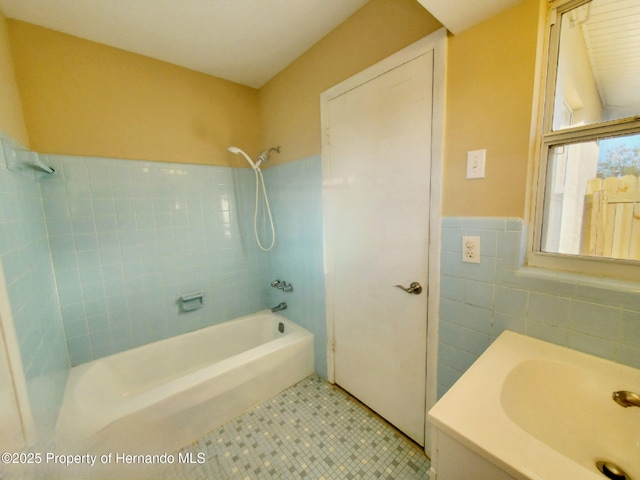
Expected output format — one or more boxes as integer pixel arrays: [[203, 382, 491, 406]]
[[428, 331, 640, 480]]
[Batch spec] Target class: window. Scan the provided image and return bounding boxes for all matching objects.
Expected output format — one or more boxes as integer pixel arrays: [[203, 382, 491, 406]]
[[530, 0, 640, 279]]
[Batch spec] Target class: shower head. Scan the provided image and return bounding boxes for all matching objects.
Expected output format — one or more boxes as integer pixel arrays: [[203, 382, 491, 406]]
[[227, 146, 256, 169], [256, 146, 281, 167], [228, 145, 281, 170]]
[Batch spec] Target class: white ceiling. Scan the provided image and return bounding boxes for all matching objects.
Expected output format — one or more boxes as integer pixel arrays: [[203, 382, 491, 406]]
[[579, 0, 640, 115], [416, 0, 524, 34], [0, 0, 368, 88], [0, 0, 541, 89]]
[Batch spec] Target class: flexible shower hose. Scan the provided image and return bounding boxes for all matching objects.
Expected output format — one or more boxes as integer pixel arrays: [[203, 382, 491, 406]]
[[253, 167, 275, 251]]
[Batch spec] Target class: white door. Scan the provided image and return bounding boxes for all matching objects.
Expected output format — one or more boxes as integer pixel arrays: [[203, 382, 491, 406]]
[[323, 51, 433, 445]]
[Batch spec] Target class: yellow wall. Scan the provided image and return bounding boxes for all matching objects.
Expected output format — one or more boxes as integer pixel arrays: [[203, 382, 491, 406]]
[[258, 0, 442, 166], [5, 0, 544, 216], [0, 11, 28, 147], [8, 20, 260, 167], [443, 0, 541, 217], [259, 0, 542, 218]]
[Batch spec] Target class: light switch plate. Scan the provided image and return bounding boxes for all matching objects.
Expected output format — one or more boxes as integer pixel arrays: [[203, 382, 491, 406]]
[[466, 149, 486, 179]]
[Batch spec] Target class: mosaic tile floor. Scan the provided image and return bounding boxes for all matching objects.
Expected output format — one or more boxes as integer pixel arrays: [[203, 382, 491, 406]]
[[167, 374, 431, 480]]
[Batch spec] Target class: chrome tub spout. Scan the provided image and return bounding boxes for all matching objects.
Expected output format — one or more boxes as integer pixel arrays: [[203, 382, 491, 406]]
[[271, 302, 287, 312]]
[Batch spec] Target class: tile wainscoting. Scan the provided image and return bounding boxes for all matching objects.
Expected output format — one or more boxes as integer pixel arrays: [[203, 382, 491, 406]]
[[438, 217, 640, 398]]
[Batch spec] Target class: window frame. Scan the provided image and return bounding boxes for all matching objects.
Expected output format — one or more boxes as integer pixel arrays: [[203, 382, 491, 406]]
[[528, 0, 640, 281]]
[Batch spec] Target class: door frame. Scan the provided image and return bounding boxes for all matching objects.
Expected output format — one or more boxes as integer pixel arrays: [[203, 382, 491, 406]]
[[320, 27, 446, 456], [0, 262, 36, 449]]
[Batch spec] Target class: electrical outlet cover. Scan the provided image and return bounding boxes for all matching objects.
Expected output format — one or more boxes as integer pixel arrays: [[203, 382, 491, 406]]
[[462, 235, 480, 263]]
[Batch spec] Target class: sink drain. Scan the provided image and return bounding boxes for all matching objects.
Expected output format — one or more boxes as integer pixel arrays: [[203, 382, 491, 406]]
[[597, 460, 631, 480]]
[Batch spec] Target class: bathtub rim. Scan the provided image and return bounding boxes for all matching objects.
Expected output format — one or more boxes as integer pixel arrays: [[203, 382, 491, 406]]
[[72, 309, 299, 371], [56, 310, 312, 448], [70, 310, 304, 391]]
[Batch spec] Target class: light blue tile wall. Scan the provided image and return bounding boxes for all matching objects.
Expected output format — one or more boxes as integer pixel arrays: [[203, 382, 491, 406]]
[[39, 153, 270, 365], [0, 135, 69, 439], [438, 217, 640, 399], [3, 143, 328, 393], [263, 156, 327, 378]]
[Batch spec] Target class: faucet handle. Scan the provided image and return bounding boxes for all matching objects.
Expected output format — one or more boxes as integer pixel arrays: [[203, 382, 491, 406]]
[[271, 279, 294, 292]]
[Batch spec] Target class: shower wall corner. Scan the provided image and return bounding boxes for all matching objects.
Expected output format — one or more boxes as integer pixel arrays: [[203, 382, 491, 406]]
[[0, 131, 70, 447]]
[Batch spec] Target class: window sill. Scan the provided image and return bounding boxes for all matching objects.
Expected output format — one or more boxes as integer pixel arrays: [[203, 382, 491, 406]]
[[526, 252, 640, 285]]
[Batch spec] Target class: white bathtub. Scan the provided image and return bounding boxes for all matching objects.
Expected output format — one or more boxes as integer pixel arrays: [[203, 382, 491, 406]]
[[56, 311, 314, 455], [428, 331, 640, 480]]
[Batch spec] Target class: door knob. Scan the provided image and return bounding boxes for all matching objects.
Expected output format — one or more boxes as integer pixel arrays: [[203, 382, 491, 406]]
[[394, 282, 422, 295]]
